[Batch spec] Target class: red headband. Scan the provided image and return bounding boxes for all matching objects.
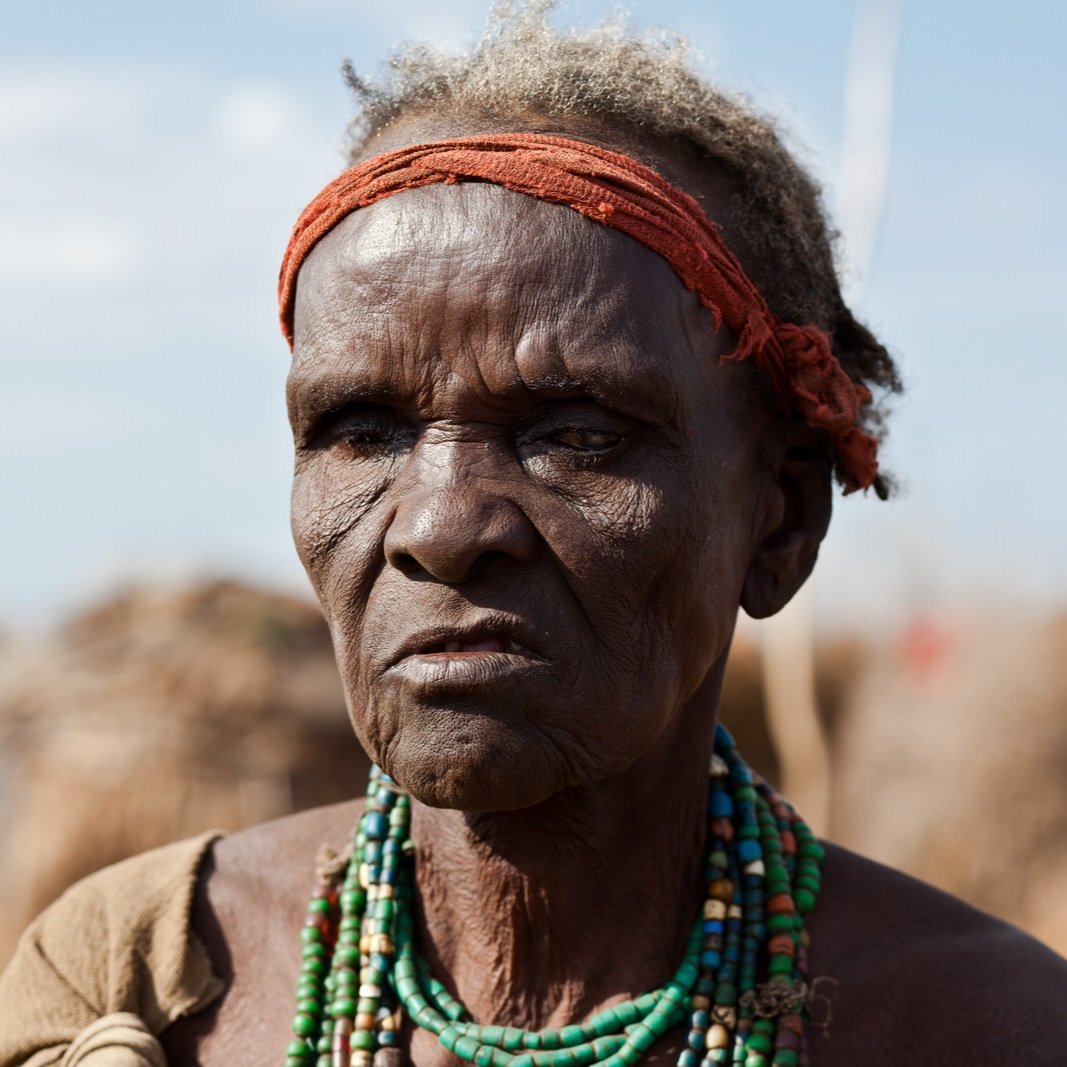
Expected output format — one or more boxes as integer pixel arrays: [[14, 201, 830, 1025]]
[[279, 133, 878, 491]]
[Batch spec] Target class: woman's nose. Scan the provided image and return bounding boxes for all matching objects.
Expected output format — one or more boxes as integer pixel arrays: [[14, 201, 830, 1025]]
[[384, 477, 539, 584]]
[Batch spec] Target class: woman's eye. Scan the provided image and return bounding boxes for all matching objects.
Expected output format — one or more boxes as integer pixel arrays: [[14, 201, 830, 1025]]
[[552, 427, 622, 452], [343, 424, 390, 446], [314, 408, 411, 456]]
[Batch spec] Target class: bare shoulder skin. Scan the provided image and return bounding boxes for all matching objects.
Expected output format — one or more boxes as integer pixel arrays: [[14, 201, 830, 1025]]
[[160, 801, 363, 1063], [807, 844, 1067, 1064]]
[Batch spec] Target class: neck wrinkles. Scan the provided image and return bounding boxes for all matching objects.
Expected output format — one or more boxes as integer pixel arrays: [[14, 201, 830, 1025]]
[[406, 670, 725, 1032]]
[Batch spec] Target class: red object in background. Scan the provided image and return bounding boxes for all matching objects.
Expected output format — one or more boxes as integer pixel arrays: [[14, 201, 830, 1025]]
[[898, 614, 956, 685]]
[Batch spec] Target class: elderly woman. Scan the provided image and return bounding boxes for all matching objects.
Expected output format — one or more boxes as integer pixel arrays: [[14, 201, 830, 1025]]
[[2, 10, 1065, 1067]]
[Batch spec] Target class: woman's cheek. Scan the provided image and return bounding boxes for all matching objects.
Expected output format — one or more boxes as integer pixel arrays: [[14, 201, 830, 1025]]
[[567, 477, 676, 599], [291, 458, 392, 581]]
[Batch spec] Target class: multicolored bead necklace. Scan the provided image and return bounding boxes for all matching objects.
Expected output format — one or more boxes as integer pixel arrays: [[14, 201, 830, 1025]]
[[285, 724, 824, 1067]]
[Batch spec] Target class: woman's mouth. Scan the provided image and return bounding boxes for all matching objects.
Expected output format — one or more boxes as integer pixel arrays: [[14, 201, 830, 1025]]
[[420, 638, 524, 655], [384, 623, 547, 690]]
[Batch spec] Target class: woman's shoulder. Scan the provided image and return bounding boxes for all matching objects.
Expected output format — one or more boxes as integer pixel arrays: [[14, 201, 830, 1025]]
[[159, 799, 364, 1063], [194, 797, 365, 935], [206, 797, 363, 892], [810, 842, 1067, 1064]]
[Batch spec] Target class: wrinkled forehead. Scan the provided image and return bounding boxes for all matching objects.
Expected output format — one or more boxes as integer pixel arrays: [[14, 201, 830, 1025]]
[[293, 180, 667, 310], [290, 181, 734, 409], [294, 181, 625, 321]]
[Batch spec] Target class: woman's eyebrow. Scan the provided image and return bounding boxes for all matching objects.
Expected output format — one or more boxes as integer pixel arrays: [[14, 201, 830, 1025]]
[[520, 368, 681, 425], [286, 367, 409, 419], [289, 359, 681, 422]]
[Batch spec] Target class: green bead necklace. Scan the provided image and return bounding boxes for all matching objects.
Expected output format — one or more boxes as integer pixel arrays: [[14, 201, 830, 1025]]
[[285, 724, 824, 1067]]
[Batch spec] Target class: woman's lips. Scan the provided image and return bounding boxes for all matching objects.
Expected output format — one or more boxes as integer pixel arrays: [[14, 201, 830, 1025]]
[[386, 618, 543, 667], [385, 628, 546, 688], [420, 638, 523, 654]]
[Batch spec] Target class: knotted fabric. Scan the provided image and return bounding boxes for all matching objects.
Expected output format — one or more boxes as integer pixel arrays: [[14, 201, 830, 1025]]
[[59, 1015, 167, 1067], [0, 832, 224, 1067], [278, 134, 878, 491]]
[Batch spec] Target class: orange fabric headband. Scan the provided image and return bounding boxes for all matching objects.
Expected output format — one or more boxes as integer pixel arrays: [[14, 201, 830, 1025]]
[[279, 133, 878, 491]]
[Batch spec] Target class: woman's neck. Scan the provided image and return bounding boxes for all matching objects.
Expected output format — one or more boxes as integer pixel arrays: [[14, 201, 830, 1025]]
[[408, 691, 720, 1031]]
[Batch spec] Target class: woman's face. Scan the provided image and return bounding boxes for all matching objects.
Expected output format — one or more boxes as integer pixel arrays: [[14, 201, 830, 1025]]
[[287, 180, 775, 811]]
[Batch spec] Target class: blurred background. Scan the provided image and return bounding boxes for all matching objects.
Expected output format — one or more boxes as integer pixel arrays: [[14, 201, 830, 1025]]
[[2, 0, 1065, 965]]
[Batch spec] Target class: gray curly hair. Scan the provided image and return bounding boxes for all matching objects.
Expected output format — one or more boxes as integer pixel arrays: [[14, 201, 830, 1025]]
[[341, 2, 901, 497]]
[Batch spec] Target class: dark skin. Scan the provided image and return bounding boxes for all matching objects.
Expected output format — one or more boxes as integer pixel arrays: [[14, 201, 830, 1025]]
[[161, 116, 1067, 1065]]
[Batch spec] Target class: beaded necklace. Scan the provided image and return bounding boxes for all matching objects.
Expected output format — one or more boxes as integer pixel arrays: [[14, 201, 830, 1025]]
[[285, 724, 824, 1067]]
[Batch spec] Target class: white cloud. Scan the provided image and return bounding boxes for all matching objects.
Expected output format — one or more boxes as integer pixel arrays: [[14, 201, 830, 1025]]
[[0, 217, 141, 285], [211, 86, 305, 155], [0, 71, 142, 145]]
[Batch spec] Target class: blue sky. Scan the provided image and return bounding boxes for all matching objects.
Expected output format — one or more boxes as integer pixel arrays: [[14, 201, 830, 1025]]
[[2, 0, 1065, 628]]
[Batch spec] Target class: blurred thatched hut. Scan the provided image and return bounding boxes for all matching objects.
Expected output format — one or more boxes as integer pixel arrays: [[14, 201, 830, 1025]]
[[0, 580, 368, 964]]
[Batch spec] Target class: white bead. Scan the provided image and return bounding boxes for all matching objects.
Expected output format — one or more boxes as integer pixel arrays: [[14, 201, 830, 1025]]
[[704, 900, 727, 920], [706, 1024, 730, 1049]]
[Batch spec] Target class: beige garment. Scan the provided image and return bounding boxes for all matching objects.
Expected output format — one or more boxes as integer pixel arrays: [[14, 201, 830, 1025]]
[[0, 832, 225, 1067]]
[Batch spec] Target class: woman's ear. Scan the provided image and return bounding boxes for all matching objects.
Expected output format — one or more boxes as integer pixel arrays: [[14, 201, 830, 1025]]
[[740, 427, 833, 619]]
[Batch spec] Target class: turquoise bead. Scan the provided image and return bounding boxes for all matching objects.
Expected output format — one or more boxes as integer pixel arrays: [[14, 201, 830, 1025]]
[[591, 1036, 626, 1059], [363, 813, 389, 839], [454, 1036, 481, 1060], [593, 1013, 619, 1037], [559, 1025, 586, 1047], [624, 1022, 656, 1053], [500, 1027, 527, 1051]]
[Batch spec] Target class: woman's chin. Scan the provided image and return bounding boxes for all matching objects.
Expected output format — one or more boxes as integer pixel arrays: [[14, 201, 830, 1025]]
[[375, 733, 576, 813], [396, 758, 559, 813]]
